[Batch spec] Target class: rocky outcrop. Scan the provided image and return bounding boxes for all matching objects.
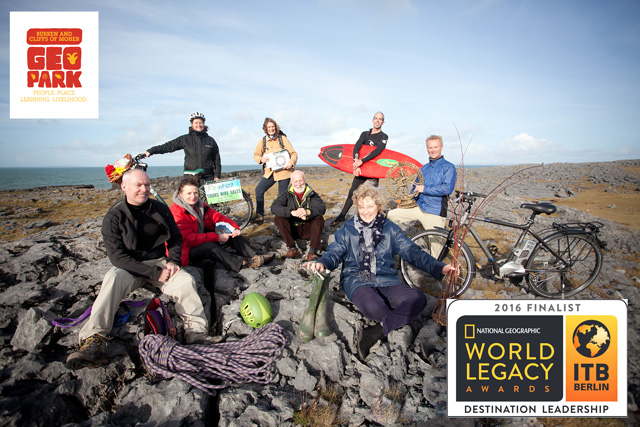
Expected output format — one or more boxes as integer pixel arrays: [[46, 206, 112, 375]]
[[0, 160, 639, 426]]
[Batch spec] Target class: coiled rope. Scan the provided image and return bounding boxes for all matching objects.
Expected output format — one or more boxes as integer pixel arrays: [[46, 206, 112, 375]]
[[138, 322, 288, 396]]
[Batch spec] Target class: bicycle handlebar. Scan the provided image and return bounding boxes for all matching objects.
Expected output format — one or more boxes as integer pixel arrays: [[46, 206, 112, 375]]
[[454, 190, 487, 201]]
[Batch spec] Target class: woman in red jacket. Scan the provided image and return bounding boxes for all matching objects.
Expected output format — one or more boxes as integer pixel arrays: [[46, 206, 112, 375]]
[[170, 178, 274, 272]]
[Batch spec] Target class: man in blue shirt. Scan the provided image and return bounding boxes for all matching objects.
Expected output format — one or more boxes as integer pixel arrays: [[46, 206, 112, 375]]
[[388, 135, 456, 230]]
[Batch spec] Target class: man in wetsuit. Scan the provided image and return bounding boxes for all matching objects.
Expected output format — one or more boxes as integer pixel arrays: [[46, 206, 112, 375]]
[[330, 111, 388, 226]]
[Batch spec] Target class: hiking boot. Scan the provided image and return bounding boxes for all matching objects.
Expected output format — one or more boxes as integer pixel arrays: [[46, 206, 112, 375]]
[[305, 252, 319, 262], [282, 247, 301, 259], [262, 252, 276, 265], [242, 255, 264, 269], [253, 213, 264, 224], [66, 334, 109, 370], [357, 324, 385, 360], [330, 216, 345, 227], [185, 332, 224, 345]]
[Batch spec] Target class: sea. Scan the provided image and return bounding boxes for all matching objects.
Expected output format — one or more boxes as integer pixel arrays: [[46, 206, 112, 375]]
[[0, 164, 495, 191]]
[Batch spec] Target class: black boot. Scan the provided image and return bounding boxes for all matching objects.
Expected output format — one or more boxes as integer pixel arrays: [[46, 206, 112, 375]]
[[357, 323, 384, 360]]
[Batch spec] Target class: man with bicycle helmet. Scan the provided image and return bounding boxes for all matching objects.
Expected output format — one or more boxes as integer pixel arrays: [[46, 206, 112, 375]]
[[144, 112, 221, 183]]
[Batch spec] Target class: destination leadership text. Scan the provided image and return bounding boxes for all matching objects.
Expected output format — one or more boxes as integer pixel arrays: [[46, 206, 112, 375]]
[[464, 404, 610, 415]]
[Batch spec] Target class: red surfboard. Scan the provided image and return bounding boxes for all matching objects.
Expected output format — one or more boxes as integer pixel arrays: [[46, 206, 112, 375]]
[[318, 144, 422, 179]]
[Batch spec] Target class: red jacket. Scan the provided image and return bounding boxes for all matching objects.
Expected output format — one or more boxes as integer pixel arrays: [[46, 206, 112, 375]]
[[169, 203, 239, 266]]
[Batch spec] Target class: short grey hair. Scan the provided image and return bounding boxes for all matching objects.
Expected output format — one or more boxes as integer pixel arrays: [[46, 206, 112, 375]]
[[291, 169, 305, 180], [426, 135, 443, 146]]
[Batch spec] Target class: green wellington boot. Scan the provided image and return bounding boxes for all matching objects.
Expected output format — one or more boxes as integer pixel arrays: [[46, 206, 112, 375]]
[[314, 274, 331, 338], [299, 273, 325, 342]]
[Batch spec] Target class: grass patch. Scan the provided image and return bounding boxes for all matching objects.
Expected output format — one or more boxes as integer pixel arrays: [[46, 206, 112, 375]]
[[370, 383, 412, 425], [0, 188, 121, 241], [293, 384, 344, 427]]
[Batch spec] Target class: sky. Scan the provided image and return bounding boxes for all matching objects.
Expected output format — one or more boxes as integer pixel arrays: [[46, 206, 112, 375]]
[[1, 0, 639, 168]]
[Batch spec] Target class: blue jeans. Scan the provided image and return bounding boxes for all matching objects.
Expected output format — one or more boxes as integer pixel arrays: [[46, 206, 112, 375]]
[[255, 175, 290, 215]]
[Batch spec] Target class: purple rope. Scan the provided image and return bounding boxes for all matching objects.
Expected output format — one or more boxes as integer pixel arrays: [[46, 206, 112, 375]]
[[52, 300, 146, 327], [138, 322, 289, 396]]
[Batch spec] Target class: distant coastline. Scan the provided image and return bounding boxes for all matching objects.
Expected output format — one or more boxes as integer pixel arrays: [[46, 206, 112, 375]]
[[0, 164, 497, 191]]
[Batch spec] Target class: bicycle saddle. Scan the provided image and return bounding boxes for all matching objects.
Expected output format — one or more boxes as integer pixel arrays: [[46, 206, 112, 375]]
[[520, 202, 557, 215]]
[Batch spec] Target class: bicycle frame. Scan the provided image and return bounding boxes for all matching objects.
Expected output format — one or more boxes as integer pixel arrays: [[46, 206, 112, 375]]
[[451, 200, 573, 279]]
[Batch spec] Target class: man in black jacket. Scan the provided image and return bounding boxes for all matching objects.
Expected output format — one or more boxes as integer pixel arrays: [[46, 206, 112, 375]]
[[144, 112, 221, 183], [66, 169, 219, 370], [271, 170, 326, 261]]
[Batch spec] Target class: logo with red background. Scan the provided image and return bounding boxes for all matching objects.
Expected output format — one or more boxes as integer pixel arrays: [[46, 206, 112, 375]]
[[27, 28, 82, 89]]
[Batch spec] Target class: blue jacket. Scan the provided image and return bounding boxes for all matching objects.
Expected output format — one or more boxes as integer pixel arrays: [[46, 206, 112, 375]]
[[415, 156, 456, 217], [317, 217, 445, 300]]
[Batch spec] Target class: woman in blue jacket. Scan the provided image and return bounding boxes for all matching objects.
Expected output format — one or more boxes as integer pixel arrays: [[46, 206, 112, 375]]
[[309, 183, 456, 358]]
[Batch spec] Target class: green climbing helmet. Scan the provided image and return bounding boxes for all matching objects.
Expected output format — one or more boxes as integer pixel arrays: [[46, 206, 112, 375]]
[[240, 292, 273, 328]]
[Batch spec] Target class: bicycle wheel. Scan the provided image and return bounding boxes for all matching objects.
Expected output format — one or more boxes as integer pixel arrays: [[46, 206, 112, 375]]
[[401, 229, 475, 297], [525, 232, 602, 298], [201, 189, 254, 230]]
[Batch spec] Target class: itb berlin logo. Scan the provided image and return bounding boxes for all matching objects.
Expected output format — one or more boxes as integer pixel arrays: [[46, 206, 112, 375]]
[[447, 300, 627, 418], [10, 11, 99, 119]]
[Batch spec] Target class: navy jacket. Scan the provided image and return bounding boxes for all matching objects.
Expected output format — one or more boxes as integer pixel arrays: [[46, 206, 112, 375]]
[[317, 217, 445, 300]]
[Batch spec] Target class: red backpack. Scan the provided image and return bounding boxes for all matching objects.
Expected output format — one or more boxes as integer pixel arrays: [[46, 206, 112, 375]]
[[143, 297, 177, 339]]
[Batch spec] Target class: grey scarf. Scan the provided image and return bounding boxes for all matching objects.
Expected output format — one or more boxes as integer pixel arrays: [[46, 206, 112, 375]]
[[172, 190, 205, 233], [354, 213, 385, 284]]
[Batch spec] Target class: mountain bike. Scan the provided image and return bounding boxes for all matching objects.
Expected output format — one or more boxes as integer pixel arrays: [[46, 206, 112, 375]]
[[131, 154, 254, 229], [400, 190, 607, 299]]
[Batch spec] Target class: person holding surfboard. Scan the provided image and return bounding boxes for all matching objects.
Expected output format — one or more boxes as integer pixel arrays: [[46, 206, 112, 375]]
[[387, 135, 456, 230], [330, 112, 388, 227], [253, 117, 298, 224]]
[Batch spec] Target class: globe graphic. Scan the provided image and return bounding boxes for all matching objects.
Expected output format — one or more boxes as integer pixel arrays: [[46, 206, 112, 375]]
[[572, 320, 611, 358]]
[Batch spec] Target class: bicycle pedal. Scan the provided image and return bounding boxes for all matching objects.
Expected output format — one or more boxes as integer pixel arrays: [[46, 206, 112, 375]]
[[475, 263, 491, 271]]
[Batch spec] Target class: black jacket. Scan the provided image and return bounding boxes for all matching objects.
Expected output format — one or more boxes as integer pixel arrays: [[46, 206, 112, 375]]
[[101, 198, 183, 280], [271, 184, 326, 226], [147, 129, 221, 179]]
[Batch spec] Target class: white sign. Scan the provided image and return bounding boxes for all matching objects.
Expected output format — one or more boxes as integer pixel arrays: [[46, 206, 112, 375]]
[[204, 179, 243, 204], [265, 149, 290, 172]]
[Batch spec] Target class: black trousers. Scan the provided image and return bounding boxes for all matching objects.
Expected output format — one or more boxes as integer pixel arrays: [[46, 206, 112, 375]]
[[189, 236, 257, 272]]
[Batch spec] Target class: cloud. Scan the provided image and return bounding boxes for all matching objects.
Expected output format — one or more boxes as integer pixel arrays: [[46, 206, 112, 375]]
[[499, 133, 559, 156], [616, 145, 640, 157]]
